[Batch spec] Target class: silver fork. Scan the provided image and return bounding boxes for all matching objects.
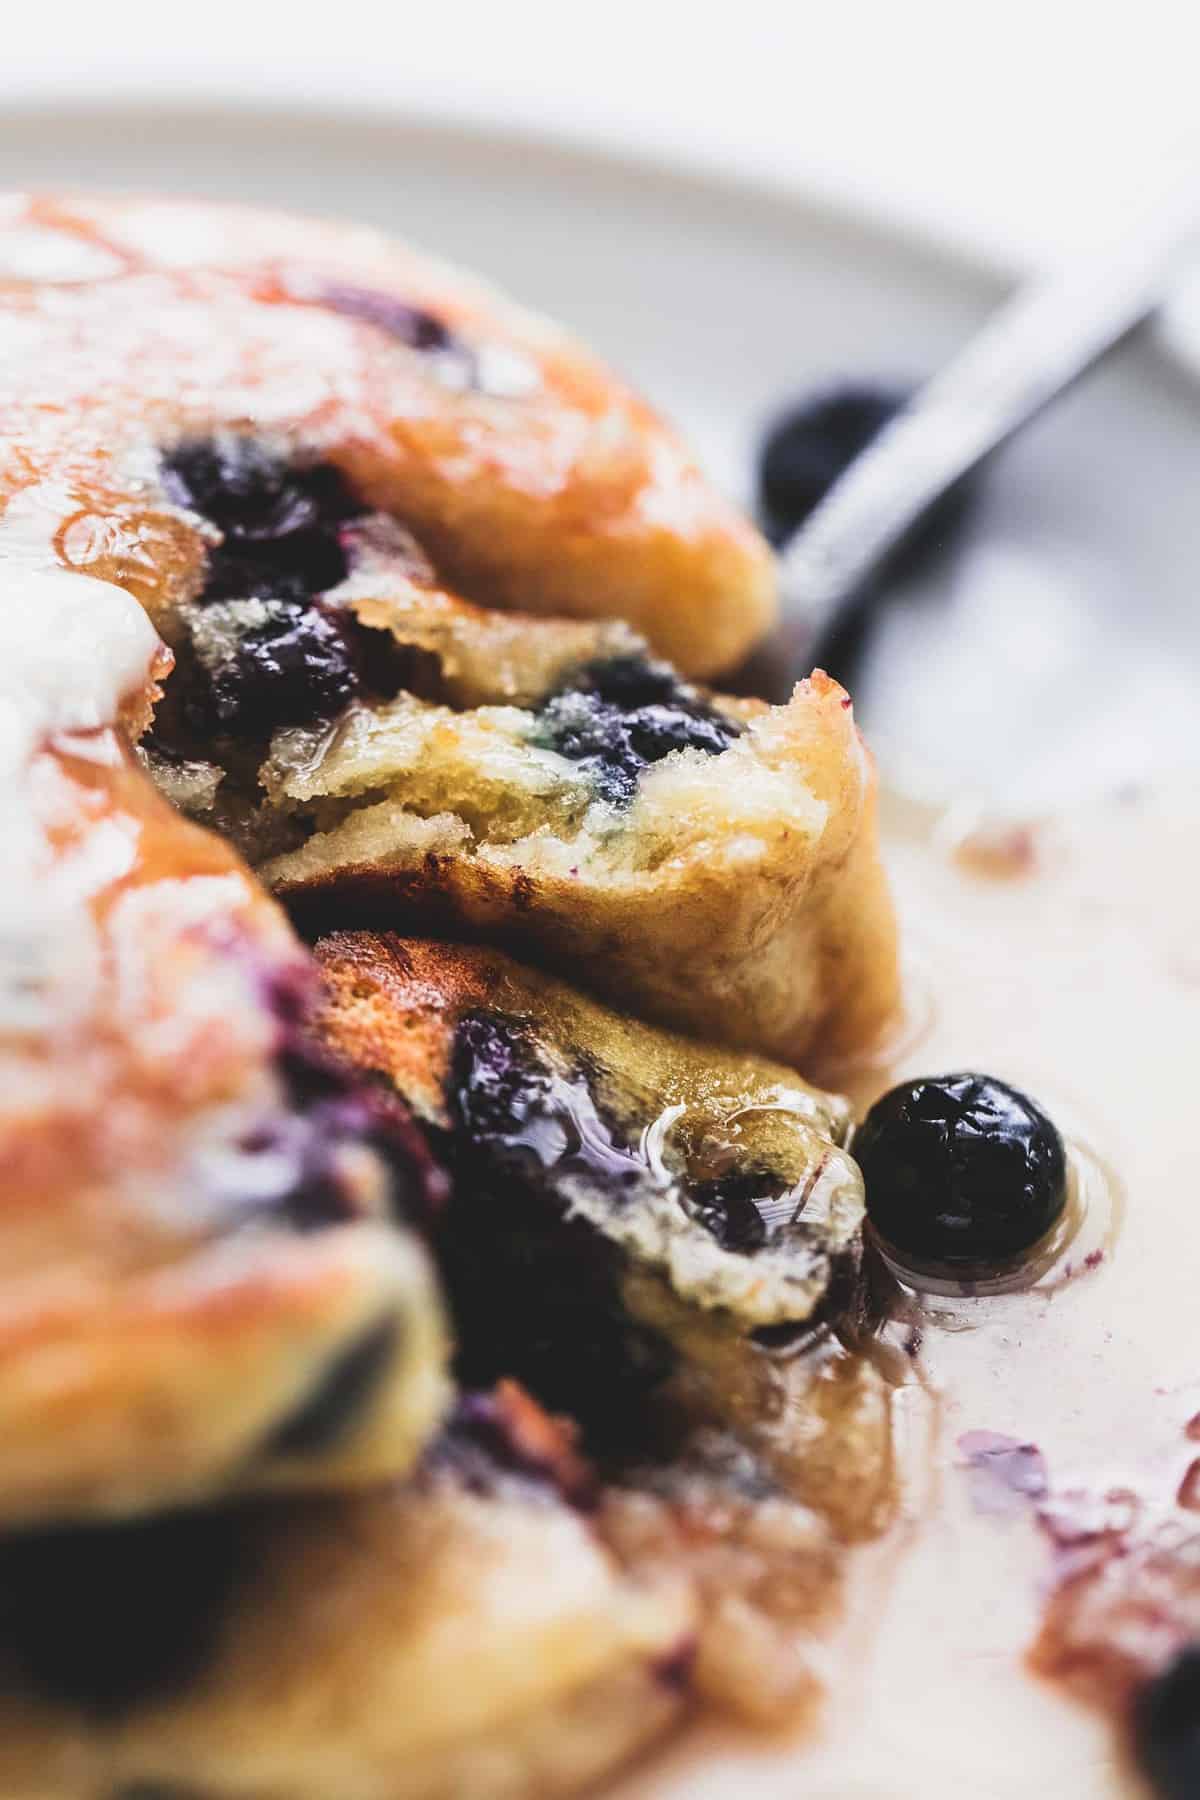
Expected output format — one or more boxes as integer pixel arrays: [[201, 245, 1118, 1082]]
[[778, 176, 1200, 662]]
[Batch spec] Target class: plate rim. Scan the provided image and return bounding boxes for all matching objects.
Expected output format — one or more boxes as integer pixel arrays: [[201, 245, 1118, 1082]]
[[0, 88, 1017, 296]]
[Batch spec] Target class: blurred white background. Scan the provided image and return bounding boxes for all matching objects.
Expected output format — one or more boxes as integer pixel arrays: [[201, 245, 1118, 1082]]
[[6, 0, 1200, 270]]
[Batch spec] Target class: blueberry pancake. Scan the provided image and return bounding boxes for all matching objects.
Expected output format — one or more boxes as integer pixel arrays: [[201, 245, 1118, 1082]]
[[1, 190, 774, 677], [313, 933, 898, 1522], [0, 696, 448, 1529], [134, 465, 896, 1068], [0, 187, 909, 1798]]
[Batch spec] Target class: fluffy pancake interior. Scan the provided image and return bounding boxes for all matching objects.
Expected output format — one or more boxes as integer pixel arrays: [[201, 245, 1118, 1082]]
[[145, 534, 782, 881], [137, 437, 897, 1071]]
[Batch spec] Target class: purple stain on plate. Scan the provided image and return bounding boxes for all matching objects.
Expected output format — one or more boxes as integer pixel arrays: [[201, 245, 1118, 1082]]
[[958, 1430, 1049, 1516]]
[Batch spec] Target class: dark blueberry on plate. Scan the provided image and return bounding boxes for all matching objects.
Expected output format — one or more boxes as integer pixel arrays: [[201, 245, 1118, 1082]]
[[757, 381, 976, 560], [758, 384, 904, 548], [853, 1072, 1067, 1269], [1132, 1645, 1200, 1800]]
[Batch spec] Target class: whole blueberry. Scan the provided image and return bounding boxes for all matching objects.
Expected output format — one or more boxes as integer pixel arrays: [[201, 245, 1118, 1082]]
[[853, 1073, 1067, 1268], [756, 382, 976, 560], [758, 385, 903, 547], [1133, 1646, 1200, 1800]]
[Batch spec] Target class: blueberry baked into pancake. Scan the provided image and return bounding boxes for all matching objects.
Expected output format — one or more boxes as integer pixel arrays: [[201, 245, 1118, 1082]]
[[1, 189, 896, 1072], [0, 189, 919, 1800], [2, 190, 773, 677], [140, 442, 895, 1069], [313, 933, 893, 1503]]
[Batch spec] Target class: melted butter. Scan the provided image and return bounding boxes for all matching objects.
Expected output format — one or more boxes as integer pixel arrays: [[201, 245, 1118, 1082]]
[[0, 481, 170, 1042], [0, 486, 163, 733]]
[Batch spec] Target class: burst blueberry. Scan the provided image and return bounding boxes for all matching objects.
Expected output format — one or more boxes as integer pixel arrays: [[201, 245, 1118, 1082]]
[[536, 655, 741, 806], [441, 1013, 675, 1445], [208, 602, 361, 733], [757, 381, 976, 560], [161, 439, 360, 604], [687, 1173, 769, 1253]]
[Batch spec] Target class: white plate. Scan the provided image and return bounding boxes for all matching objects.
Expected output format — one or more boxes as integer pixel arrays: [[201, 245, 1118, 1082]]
[[1, 99, 1196, 1800]]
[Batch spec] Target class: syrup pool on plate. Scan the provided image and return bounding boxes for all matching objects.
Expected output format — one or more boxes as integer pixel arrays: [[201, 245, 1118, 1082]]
[[615, 779, 1199, 1800]]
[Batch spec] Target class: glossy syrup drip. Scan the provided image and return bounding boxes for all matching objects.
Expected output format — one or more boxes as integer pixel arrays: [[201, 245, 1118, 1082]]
[[454, 1011, 861, 1266], [438, 1011, 865, 1445], [438, 1012, 676, 1442]]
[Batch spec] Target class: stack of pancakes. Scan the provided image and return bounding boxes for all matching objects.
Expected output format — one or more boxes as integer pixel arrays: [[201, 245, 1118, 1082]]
[[0, 192, 900, 1799]]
